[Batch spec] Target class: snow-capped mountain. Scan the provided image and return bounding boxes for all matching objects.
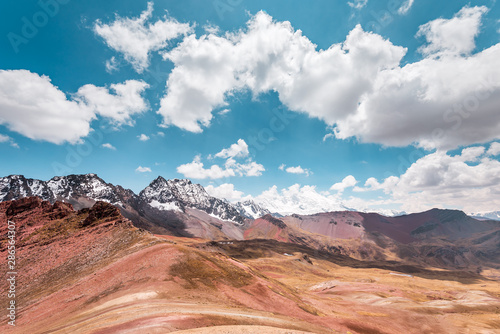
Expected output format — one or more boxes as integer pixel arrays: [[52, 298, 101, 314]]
[[359, 208, 407, 217], [253, 186, 349, 216], [0, 174, 136, 207], [469, 211, 500, 221], [233, 200, 271, 219], [139, 177, 245, 224], [1, 174, 246, 225]]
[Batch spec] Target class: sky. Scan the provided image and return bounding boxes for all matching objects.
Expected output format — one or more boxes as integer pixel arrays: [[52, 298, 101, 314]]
[[1, 0, 500, 215]]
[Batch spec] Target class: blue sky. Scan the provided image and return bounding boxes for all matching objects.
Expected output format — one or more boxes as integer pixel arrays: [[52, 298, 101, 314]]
[[1, 0, 500, 215]]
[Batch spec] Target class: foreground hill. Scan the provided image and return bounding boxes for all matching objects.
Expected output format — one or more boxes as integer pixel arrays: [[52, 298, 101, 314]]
[[1, 197, 500, 333]]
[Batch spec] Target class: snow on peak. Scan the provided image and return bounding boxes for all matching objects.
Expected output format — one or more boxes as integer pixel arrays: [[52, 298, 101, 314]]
[[140, 176, 245, 224], [233, 200, 271, 219]]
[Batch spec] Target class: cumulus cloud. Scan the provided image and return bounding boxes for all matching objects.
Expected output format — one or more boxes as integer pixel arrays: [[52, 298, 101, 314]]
[[398, 0, 415, 15], [135, 166, 152, 173], [159, 12, 405, 133], [487, 142, 500, 156], [159, 8, 500, 150], [0, 70, 149, 144], [177, 155, 236, 179], [94, 2, 193, 73], [76, 80, 149, 126], [280, 165, 311, 176], [330, 175, 358, 193], [417, 6, 488, 57], [177, 139, 264, 179], [101, 143, 116, 150], [214, 138, 249, 158], [0, 70, 93, 144], [355, 144, 500, 212], [205, 183, 245, 202], [138, 134, 150, 141]]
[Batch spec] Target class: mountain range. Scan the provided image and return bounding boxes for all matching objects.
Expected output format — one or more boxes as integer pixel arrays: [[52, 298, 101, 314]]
[[1, 173, 500, 271]]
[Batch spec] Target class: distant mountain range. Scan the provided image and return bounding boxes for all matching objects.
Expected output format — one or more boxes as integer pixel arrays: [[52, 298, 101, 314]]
[[0, 173, 267, 223], [469, 211, 500, 221], [1, 173, 500, 270]]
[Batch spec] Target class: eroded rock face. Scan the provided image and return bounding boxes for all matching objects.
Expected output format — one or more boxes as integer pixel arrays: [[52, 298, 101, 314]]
[[81, 201, 122, 227], [0, 197, 134, 252], [5, 196, 45, 216]]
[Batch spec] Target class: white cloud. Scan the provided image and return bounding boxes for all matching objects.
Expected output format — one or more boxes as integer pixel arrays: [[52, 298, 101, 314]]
[[214, 138, 249, 158], [138, 134, 150, 141], [225, 158, 265, 177], [159, 8, 500, 150], [94, 2, 193, 73], [0, 70, 148, 144], [283, 165, 311, 176], [76, 80, 149, 126], [348, 0, 368, 10], [136, 166, 152, 173], [101, 143, 116, 150], [0, 70, 93, 144], [156, 131, 165, 137], [416, 6, 488, 56], [177, 156, 265, 180], [278, 164, 285, 170], [159, 13, 405, 133], [330, 175, 358, 193], [105, 56, 119, 73], [460, 146, 485, 162], [398, 0, 414, 15], [323, 133, 334, 142], [0, 134, 19, 148], [356, 147, 500, 212], [177, 155, 235, 179], [177, 139, 264, 179], [487, 142, 500, 156], [205, 183, 245, 202]]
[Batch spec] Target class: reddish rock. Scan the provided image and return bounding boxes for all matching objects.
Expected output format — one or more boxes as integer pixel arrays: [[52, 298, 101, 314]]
[[81, 201, 121, 227]]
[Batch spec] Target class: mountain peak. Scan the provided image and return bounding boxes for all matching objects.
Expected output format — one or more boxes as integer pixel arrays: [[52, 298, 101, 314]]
[[234, 199, 271, 219], [140, 176, 244, 224]]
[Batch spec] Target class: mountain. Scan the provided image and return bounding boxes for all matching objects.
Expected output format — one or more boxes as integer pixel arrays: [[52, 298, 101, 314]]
[[0, 174, 137, 209], [2, 174, 500, 270], [470, 210, 500, 221], [140, 177, 244, 224], [252, 187, 349, 216], [0, 174, 246, 239], [233, 199, 271, 219], [276, 209, 500, 269]]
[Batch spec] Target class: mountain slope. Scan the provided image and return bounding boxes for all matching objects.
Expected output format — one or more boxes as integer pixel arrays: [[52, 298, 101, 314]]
[[140, 177, 244, 224]]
